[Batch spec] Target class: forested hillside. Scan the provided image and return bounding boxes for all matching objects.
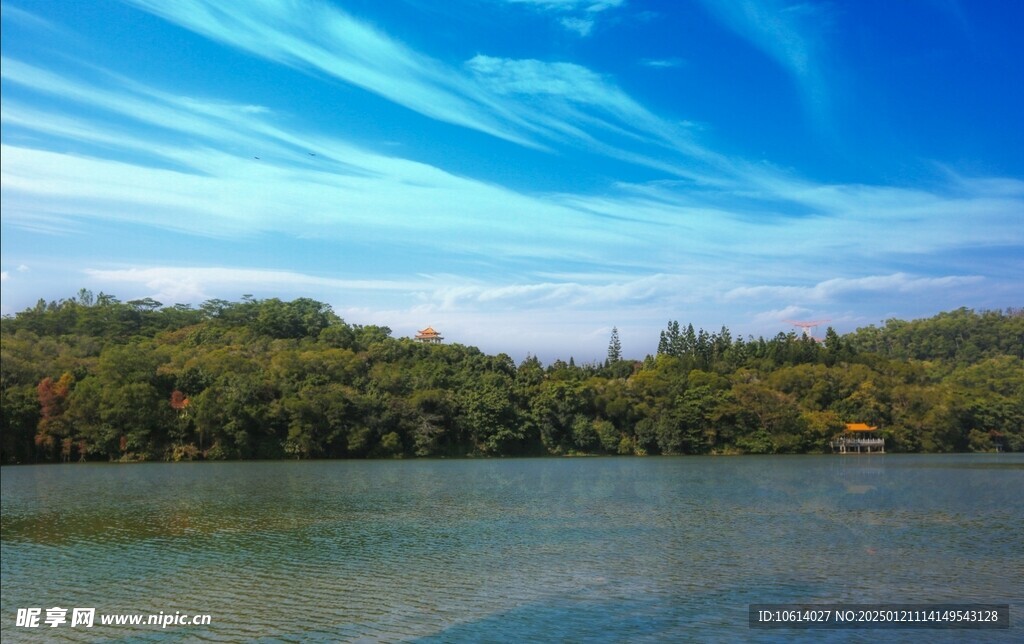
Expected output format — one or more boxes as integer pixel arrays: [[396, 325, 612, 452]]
[[2, 292, 1021, 463]]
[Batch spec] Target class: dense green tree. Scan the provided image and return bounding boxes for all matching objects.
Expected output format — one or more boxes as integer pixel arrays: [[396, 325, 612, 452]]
[[607, 327, 622, 363], [459, 377, 522, 454], [2, 295, 1022, 462]]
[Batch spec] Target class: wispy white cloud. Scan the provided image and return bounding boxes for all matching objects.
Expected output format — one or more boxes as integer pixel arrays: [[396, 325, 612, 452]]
[[118, 0, 642, 154], [640, 58, 684, 69], [560, 17, 595, 36], [465, 55, 645, 119], [82, 266, 421, 304], [120, 0, 539, 148], [5, 49, 1021, 289], [595, 165, 1024, 261], [750, 305, 812, 325], [0, 52, 723, 245], [91, 265, 983, 334], [697, 0, 831, 125], [2, 56, 627, 253], [503, 0, 624, 8], [2, 4, 60, 32], [5, 50, 1021, 304], [419, 273, 696, 312], [724, 273, 985, 303], [502, 0, 624, 36], [78, 263, 731, 325], [107, 2, 728, 182], [1, 141, 628, 263], [467, 56, 618, 101], [111, 0, 735, 184], [0, 272, 9, 283], [463, 54, 718, 174]]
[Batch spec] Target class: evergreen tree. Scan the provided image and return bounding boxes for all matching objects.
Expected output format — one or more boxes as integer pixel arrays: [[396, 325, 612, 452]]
[[658, 320, 681, 356], [607, 327, 623, 364]]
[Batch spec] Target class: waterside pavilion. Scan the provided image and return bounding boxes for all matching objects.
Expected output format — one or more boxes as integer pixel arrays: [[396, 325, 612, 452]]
[[830, 423, 885, 454]]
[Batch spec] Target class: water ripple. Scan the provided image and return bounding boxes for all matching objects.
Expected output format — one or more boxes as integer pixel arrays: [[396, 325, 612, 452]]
[[2, 456, 1022, 641]]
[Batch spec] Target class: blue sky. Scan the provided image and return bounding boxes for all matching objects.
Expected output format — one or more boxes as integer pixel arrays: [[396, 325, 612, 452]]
[[2, 0, 1022, 362]]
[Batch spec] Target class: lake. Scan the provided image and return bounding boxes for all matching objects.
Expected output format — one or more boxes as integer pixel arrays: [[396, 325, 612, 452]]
[[2, 455, 1021, 641]]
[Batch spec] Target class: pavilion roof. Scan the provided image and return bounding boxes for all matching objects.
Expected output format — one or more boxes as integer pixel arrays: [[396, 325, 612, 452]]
[[845, 423, 878, 432]]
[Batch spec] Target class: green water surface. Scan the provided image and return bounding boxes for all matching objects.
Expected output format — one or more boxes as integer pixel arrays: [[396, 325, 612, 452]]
[[2, 454, 1021, 641]]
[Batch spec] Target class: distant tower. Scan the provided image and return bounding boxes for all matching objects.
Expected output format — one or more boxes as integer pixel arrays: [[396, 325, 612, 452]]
[[785, 319, 830, 341], [415, 326, 444, 344]]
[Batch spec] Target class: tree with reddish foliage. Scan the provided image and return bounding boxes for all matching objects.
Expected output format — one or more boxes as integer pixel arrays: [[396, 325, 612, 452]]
[[37, 375, 71, 421], [169, 389, 194, 452], [170, 390, 190, 411], [35, 373, 74, 457]]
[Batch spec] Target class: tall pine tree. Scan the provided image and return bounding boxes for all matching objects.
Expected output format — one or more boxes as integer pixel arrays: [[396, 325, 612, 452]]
[[607, 326, 622, 364]]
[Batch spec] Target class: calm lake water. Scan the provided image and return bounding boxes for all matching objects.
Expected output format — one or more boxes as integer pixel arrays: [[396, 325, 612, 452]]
[[2, 455, 1021, 642]]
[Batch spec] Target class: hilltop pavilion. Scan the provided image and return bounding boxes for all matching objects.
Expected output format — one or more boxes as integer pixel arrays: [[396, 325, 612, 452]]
[[415, 327, 444, 344]]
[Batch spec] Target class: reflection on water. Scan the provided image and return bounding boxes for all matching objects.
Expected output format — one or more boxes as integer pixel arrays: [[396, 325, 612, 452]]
[[2, 455, 1021, 641]]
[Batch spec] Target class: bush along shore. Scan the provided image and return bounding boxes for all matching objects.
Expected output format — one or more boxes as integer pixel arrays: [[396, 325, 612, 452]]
[[2, 292, 1022, 463]]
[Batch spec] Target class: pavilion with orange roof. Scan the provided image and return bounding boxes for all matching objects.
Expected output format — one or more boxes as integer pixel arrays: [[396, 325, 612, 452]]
[[830, 423, 884, 454], [415, 326, 444, 344]]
